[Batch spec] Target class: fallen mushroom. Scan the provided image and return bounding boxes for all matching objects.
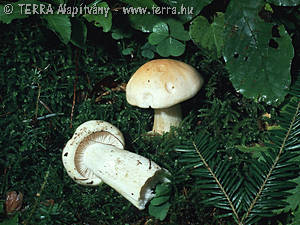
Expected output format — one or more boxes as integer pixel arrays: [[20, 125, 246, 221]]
[[62, 120, 125, 186], [126, 59, 203, 134], [62, 120, 169, 210]]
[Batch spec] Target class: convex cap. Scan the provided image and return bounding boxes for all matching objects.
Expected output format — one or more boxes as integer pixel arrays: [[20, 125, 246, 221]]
[[126, 59, 203, 109]]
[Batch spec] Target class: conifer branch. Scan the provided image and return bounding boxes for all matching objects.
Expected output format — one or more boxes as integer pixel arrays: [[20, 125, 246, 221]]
[[242, 101, 300, 223], [193, 142, 241, 224]]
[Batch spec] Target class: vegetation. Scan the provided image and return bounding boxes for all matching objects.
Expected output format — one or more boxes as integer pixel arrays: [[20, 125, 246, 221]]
[[0, 0, 299, 224]]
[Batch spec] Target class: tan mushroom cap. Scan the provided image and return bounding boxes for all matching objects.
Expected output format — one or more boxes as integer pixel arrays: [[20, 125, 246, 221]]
[[126, 59, 203, 109], [62, 120, 125, 186]]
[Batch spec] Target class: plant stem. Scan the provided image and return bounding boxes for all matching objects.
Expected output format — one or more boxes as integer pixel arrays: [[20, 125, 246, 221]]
[[22, 167, 50, 225]]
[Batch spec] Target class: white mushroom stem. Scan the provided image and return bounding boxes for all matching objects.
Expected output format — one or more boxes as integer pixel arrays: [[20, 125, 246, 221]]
[[152, 104, 182, 134], [83, 142, 169, 210]]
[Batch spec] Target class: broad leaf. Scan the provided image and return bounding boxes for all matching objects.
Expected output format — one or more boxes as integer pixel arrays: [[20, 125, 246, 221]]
[[122, 47, 134, 55], [0, 0, 44, 24], [149, 202, 171, 221], [148, 22, 169, 45], [167, 18, 190, 41], [224, 0, 293, 105], [111, 28, 132, 40], [141, 42, 155, 59], [156, 37, 185, 57], [141, 49, 154, 59], [129, 14, 161, 32], [150, 196, 170, 206], [70, 18, 87, 49], [267, 0, 300, 6], [83, 2, 112, 32], [43, 14, 71, 44], [159, 0, 213, 22], [190, 13, 224, 58], [155, 183, 171, 197]]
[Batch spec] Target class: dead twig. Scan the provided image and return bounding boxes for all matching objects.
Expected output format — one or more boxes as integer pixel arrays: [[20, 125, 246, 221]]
[[22, 113, 64, 123], [70, 49, 80, 128], [95, 83, 126, 103], [35, 84, 41, 119], [39, 99, 53, 114]]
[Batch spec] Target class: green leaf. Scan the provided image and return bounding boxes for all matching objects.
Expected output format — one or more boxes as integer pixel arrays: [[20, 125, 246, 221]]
[[148, 22, 169, 45], [266, 0, 300, 6], [159, 0, 213, 22], [149, 202, 171, 221], [141, 42, 156, 59], [141, 49, 154, 59], [150, 196, 170, 206], [119, 0, 157, 8], [264, 3, 274, 13], [111, 28, 132, 40], [190, 13, 224, 57], [153, 22, 169, 34], [156, 37, 185, 57], [167, 18, 190, 41], [155, 183, 171, 197], [129, 14, 161, 32], [122, 47, 134, 55], [70, 18, 87, 49], [43, 14, 71, 44], [83, 2, 112, 32], [0, 0, 44, 24], [224, 0, 293, 105]]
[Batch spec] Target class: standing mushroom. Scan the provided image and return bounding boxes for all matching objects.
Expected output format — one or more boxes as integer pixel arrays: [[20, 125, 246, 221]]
[[126, 59, 203, 134], [62, 120, 169, 210]]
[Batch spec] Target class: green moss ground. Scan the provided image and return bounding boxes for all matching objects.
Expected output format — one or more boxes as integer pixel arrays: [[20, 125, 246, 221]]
[[0, 18, 286, 225]]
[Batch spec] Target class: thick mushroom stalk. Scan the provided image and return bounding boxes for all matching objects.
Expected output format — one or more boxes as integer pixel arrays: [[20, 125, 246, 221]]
[[83, 143, 169, 210], [62, 120, 170, 210], [152, 104, 182, 134]]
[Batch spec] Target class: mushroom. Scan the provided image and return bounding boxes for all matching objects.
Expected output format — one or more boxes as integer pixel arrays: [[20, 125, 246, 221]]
[[126, 59, 203, 134], [62, 120, 125, 186], [62, 120, 169, 210]]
